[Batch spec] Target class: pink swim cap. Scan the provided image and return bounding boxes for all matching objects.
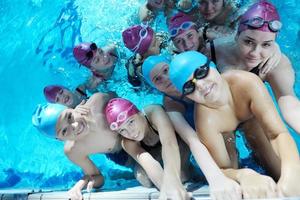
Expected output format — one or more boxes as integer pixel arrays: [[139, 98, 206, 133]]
[[238, 1, 280, 33], [73, 42, 97, 67], [122, 25, 154, 55], [168, 12, 196, 38], [44, 85, 66, 103], [105, 98, 139, 130]]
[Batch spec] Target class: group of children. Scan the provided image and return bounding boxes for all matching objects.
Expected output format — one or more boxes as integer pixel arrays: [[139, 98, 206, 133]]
[[32, 0, 300, 199]]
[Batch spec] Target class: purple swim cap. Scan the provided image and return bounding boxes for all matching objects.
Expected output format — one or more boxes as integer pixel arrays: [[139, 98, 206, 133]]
[[105, 98, 139, 131], [238, 1, 280, 33], [44, 85, 66, 103], [73, 42, 97, 67], [168, 12, 195, 38], [122, 24, 154, 55]]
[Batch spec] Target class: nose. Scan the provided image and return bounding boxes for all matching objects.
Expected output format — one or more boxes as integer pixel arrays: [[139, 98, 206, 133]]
[[249, 45, 261, 57], [206, 2, 214, 12], [183, 39, 193, 50], [194, 79, 205, 91]]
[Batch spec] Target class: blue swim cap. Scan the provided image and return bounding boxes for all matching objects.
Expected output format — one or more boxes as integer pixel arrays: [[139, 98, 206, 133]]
[[169, 51, 216, 93], [142, 54, 171, 87], [32, 103, 67, 138]]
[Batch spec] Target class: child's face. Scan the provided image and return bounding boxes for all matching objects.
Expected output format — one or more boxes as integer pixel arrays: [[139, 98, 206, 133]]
[[173, 29, 200, 52], [55, 88, 75, 107], [199, 0, 224, 21], [150, 62, 178, 94], [90, 48, 117, 70], [117, 114, 146, 142], [56, 109, 89, 141]]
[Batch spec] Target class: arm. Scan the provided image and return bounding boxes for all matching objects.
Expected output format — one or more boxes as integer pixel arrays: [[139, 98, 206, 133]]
[[65, 144, 104, 200], [247, 74, 299, 166], [121, 138, 163, 188], [147, 105, 189, 199], [168, 111, 242, 200]]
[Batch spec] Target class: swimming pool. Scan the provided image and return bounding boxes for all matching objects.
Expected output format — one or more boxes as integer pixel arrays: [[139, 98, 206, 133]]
[[0, 0, 299, 190]]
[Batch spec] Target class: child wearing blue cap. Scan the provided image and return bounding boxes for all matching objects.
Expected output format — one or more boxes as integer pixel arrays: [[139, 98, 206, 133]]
[[169, 51, 300, 198], [142, 54, 242, 200]]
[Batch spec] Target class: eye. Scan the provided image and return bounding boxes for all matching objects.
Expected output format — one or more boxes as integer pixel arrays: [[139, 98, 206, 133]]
[[62, 128, 67, 136], [243, 39, 254, 46], [59, 89, 63, 95], [67, 113, 72, 122], [174, 39, 182, 45], [163, 67, 168, 74], [262, 42, 272, 48], [187, 33, 194, 39]]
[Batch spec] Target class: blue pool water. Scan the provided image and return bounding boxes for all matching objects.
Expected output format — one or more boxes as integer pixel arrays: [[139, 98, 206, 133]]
[[0, 0, 299, 190]]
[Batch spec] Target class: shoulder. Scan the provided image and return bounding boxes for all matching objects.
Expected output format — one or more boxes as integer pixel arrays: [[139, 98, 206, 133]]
[[64, 140, 87, 158]]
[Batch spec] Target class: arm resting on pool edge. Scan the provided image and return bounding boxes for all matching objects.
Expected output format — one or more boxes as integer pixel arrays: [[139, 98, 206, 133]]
[[64, 144, 104, 199]]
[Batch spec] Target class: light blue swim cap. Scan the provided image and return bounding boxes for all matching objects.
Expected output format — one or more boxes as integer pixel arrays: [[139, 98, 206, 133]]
[[32, 103, 67, 138], [169, 51, 216, 93], [142, 54, 171, 87]]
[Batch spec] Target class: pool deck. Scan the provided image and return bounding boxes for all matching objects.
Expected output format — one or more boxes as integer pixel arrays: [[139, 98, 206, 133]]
[[1, 185, 300, 200]]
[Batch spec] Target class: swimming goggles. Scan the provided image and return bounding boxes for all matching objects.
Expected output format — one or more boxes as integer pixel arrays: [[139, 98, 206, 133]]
[[85, 43, 98, 59], [169, 21, 195, 38], [182, 58, 210, 97], [241, 17, 282, 32], [131, 23, 149, 53], [110, 105, 134, 131]]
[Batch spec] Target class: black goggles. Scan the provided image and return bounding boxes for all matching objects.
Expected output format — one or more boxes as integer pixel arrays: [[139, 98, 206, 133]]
[[85, 43, 97, 60], [182, 59, 210, 97], [241, 17, 282, 32]]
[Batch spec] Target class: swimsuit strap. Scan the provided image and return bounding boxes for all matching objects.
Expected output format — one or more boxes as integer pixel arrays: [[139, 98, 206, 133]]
[[210, 40, 217, 65], [75, 87, 87, 98], [142, 109, 159, 135]]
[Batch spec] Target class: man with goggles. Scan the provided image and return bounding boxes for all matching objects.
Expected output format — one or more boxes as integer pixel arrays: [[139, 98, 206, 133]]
[[169, 51, 300, 199]]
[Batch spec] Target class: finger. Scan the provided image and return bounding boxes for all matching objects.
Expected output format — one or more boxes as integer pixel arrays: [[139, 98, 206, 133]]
[[86, 180, 94, 192]]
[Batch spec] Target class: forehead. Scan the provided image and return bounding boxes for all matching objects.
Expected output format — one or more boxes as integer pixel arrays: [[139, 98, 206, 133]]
[[150, 62, 168, 76], [175, 29, 198, 39], [239, 29, 276, 41]]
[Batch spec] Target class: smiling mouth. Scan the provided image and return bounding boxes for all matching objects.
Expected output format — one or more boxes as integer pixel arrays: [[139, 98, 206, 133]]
[[75, 121, 85, 136], [204, 84, 214, 97]]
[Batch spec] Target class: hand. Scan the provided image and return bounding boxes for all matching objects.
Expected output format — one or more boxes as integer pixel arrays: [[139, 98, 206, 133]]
[[67, 184, 83, 200], [177, 0, 193, 11], [209, 176, 242, 200], [75, 102, 90, 116], [277, 163, 300, 197], [258, 42, 281, 75], [239, 170, 277, 199], [159, 175, 192, 200]]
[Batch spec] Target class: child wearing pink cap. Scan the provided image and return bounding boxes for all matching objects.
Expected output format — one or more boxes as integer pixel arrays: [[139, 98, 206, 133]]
[[73, 42, 118, 88], [122, 24, 169, 87], [105, 98, 192, 199], [168, 12, 206, 53], [203, 1, 300, 136], [43, 84, 87, 108]]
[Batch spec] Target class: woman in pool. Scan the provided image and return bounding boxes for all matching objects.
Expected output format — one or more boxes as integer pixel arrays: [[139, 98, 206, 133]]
[[169, 51, 300, 198], [44, 85, 87, 108], [142, 54, 242, 200], [204, 1, 300, 134], [73, 42, 118, 86], [122, 24, 169, 87], [105, 98, 191, 199]]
